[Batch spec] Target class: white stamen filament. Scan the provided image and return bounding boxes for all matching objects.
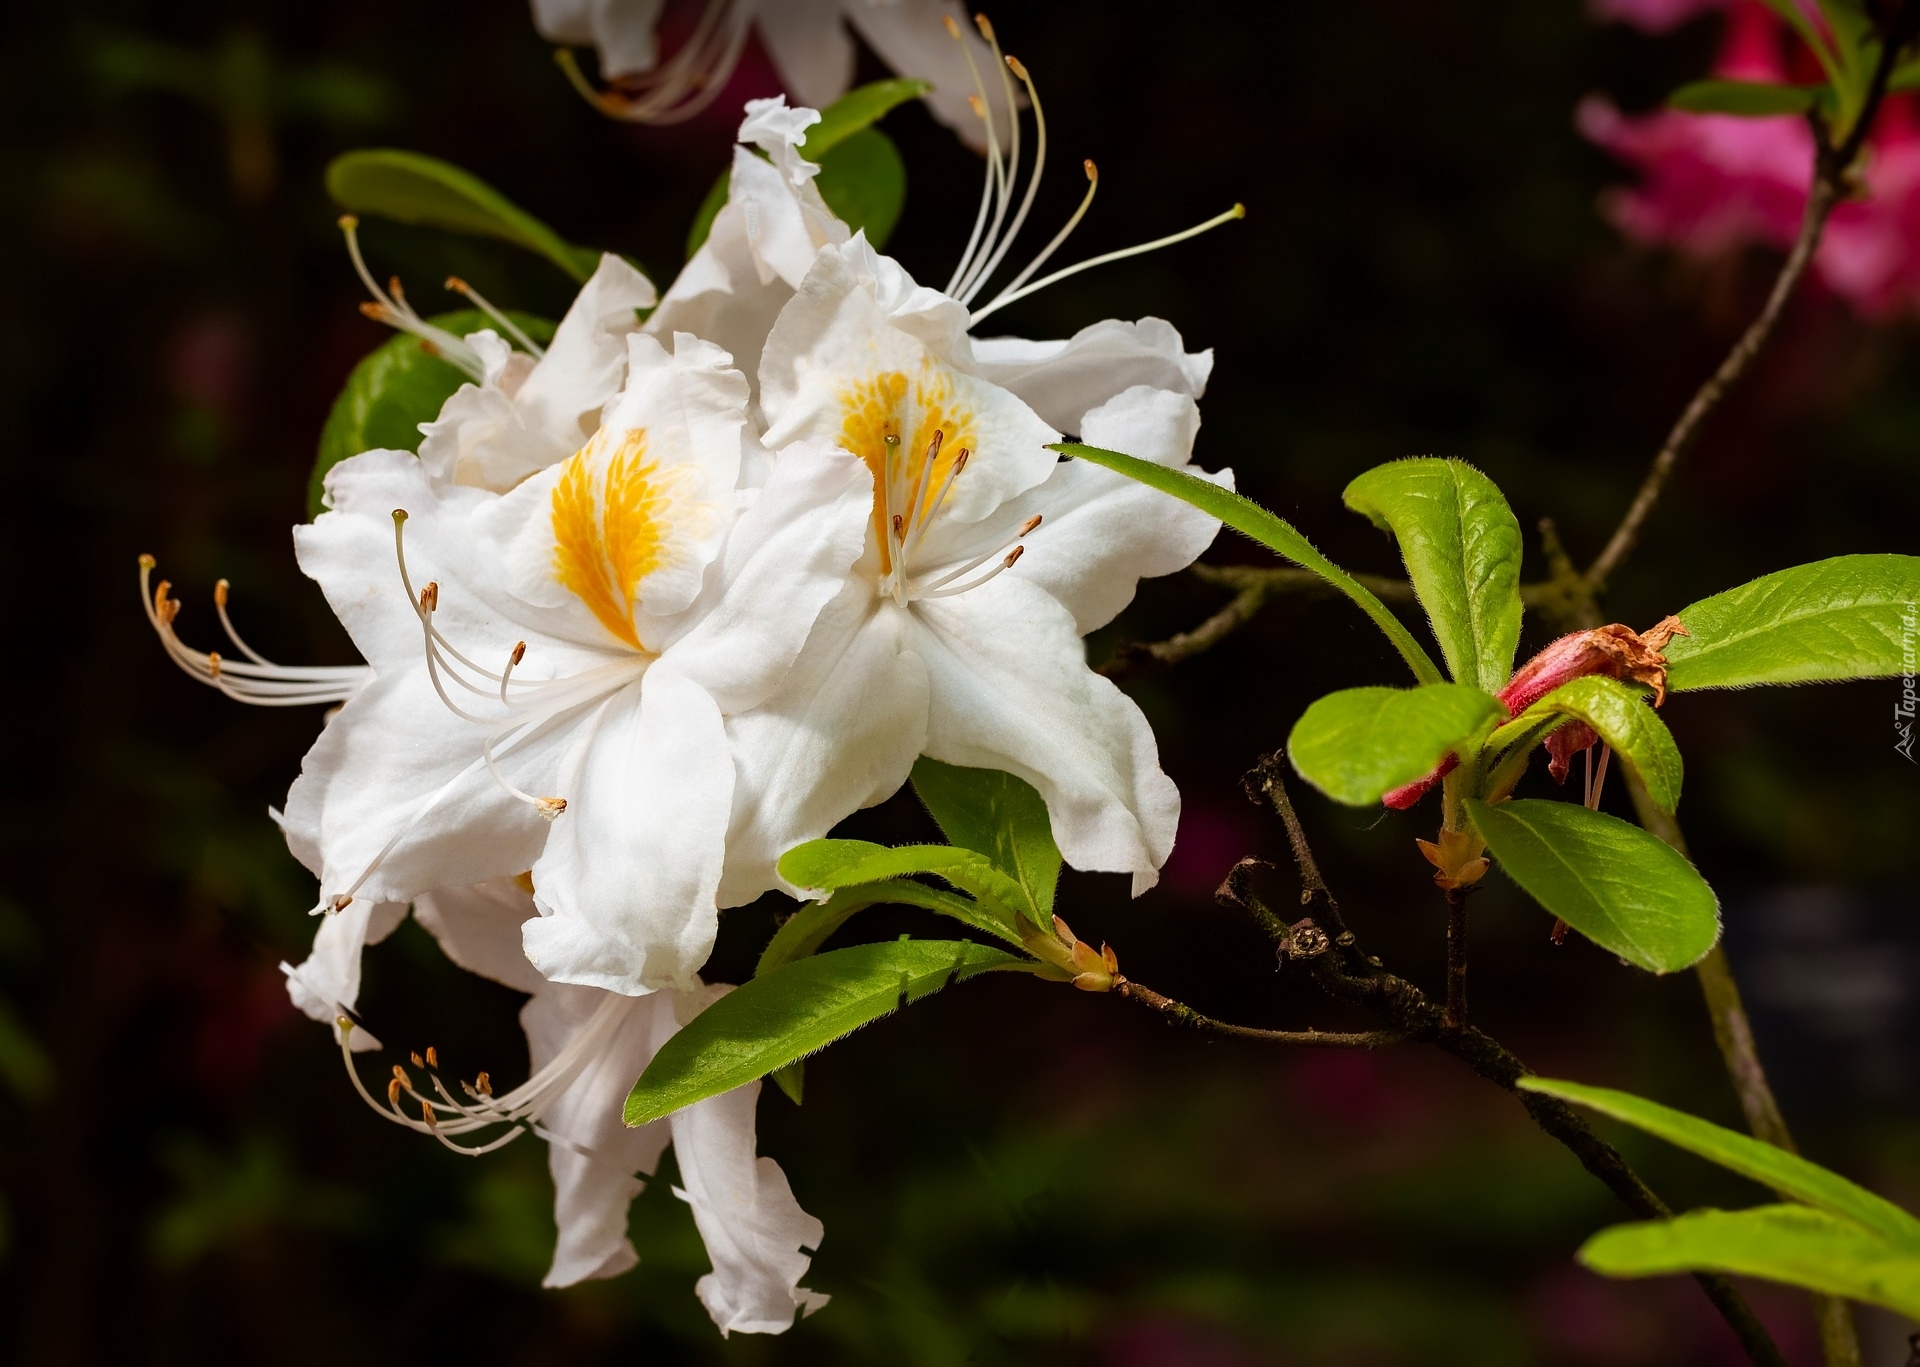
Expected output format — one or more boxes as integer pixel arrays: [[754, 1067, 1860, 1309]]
[[914, 514, 1040, 595], [328, 993, 639, 1155], [445, 276, 547, 359], [554, 0, 754, 125], [139, 557, 366, 707], [958, 54, 1045, 306], [942, 14, 1010, 298], [919, 545, 1025, 600], [338, 217, 485, 381]]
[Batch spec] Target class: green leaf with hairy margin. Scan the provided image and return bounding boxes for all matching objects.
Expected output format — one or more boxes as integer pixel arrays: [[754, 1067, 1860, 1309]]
[[1486, 677, 1684, 813], [758, 879, 1026, 979], [326, 149, 606, 282], [1467, 800, 1718, 972], [777, 839, 1028, 930], [1289, 685, 1506, 805], [1052, 443, 1445, 684], [1577, 1206, 1920, 1317], [684, 79, 927, 258], [1668, 79, 1823, 115], [310, 309, 556, 516], [625, 939, 1030, 1125], [910, 759, 1060, 920], [1343, 458, 1523, 692], [1520, 1078, 1920, 1247], [1664, 555, 1920, 691]]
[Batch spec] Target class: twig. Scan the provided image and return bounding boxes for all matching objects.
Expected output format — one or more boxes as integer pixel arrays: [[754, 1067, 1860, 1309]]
[[1444, 887, 1470, 1030], [1114, 978, 1406, 1048], [1585, 29, 1905, 593]]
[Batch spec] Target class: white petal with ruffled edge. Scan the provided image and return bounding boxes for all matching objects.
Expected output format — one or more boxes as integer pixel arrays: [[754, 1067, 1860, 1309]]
[[971, 316, 1212, 434], [282, 898, 408, 1051]]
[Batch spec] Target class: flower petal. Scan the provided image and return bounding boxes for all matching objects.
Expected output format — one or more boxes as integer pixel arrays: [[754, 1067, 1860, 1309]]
[[665, 439, 872, 714], [841, 0, 1013, 152], [971, 316, 1212, 434], [914, 575, 1178, 894], [718, 587, 928, 906], [667, 984, 828, 1335], [412, 878, 547, 994], [530, 0, 669, 79], [754, 0, 856, 110], [524, 663, 732, 993], [282, 898, 408, 1051]]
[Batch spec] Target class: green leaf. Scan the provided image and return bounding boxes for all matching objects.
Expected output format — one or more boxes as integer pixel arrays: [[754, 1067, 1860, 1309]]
[[309, 309, 556, 517], [1578, 1206, 1920, 1318], [1288, 684, 1506, 806], [1519, 1078, 1920, 1249], [776, 839, 1029, 931], [326, 149, 606, 283], [910, 760, 1060, 920], [757, 879, 1026, 979], [1466, 799, 1719, 973], [1891, 56, 1920, 94], [1342, 459, 1523, 693], [684, 79, 927, 258], [1664, 555, 1920, 691], [814, 127, 907, 249], [625, 939, 1028, 1125], [805, 78, 930, 159], [1051, 442, 1445, 685], [1667, 79, 1822, 115], [1486, 677, 1684, 813]]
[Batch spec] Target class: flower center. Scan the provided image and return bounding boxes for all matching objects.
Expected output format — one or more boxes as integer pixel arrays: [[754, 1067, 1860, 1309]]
[[839, 369, 978, 580]]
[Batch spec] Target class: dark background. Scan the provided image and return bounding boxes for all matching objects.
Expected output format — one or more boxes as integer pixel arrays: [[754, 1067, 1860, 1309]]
[[1, 1, 1916, 1362]]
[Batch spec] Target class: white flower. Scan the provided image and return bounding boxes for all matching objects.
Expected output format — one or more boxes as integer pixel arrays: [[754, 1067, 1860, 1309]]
[[313, 878, 828, 1330], [534, 0, 1012, 149], [716, 233, 1232, 904], [283, 331, 870, 994]]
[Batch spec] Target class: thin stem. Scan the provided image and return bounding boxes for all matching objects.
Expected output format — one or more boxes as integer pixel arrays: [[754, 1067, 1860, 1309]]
[[1097, 578, 1270, 680], [1115, 979, 1406, 1048]]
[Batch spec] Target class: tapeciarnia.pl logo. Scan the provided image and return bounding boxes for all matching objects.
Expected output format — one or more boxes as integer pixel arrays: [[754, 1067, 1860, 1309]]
[[1898, 602, 1917, 763]]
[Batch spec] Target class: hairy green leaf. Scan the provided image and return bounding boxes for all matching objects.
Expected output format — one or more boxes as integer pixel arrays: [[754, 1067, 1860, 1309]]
[[1466, 800, 1719, 972], [1668, 79, 1822, 115], [625, 940, 1029, 1125], [326, 149, 605, 282], [757, 879, 1026, 979], [1578, 1206, 1920, 1317], [310, 309, 555, 516], [1486, 676, 1684, 813], [1664, 555, 1920, 691], [777, 839, 1029, 930], [1052, 443, 1444, 684], [910, 759, 1060, 920], [685, 79, 926, 257], [1289, 685, 1506, 806], [1520, 1078, 1920, 1248], [1343, 458, 1523, 692]]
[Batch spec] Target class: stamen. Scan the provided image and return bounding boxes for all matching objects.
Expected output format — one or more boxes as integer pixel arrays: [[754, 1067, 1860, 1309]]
[[914, 513, 1039, 595], [943, 18, 1011, 297], [957, 52, 1046, 306], [993, 160, 1099, 303], [920, 545, 1024, 599], [969, 203, 1247, 325], [339, 217, 483, 380], [445, 276, 546, 359]]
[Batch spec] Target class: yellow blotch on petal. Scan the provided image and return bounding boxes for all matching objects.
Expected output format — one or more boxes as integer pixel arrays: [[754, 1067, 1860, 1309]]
[[839, 367, 977, 575], [550, 428, 696, 651]]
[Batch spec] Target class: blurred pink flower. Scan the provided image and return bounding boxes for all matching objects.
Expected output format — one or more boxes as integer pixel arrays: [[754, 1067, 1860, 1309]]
[[1589, 0, 1726, 35], [1581, 0, 1920, 314]]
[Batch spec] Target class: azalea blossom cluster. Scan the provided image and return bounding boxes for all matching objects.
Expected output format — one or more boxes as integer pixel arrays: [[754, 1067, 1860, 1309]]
[[1582, 0, 1920, 314], [141, 76, 1230, 1333]]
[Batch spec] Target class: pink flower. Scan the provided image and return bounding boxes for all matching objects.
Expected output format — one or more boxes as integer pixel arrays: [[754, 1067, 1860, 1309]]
[[1580, 1, 1920, 314], [1590, 0, 1726, 36]]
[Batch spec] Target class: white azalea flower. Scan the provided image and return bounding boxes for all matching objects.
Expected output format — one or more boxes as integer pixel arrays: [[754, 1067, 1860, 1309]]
[[281, 331, 870, 995], [340, 221, 659, 493], [315, 878, 827, 1330], [535, 0, 1011, 149]]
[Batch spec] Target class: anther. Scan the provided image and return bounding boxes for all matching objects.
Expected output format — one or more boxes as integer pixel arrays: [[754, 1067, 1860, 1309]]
[[358, 301, 391, 322], [393, 1064, 411, 1084], [139, 553, 156, 569], [1085, 159, 1097, 182], [419, 582, 439, 613], [510, 641, 526, 667], [445, 276, 469, 294], [536, 796, 568, 819], [206, 651, 222, 680], [944, 14, 962, 38], [1006, 55, 1029, 80], [420, 1100, 438, 1128], [892, 514, 905, 541], [1003, 546, 1025, 568], [337, 214, 358, 231], [410, 1051, 423, 1068], [387, 1077, 403, 1106], [975, 13, 995, 40], [1019, 515, 1042, 537], [214, 579, 230, 608], [387, 275, 407, 304], [425, 1046, 439, 1069], [330, 894, 353, 913], [475, 1071, 492, 1097], [969, 94, 987, 120]]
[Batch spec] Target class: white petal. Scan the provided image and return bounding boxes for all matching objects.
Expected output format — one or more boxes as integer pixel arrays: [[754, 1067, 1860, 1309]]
[[664, 439, 871, 714], [282, 899, 407, 1051], [755, 0, 856, 109], [667, 984, 828, 1335], [971, 317, 1213, 434], [281, 665, 559, 906], [759, 240, 1058, 527], [505, 253, 658, 468], [524, 664, 732, 993], [412, 879, 547, 994], [530, 0, 669, 78], [913, 575, 1178, 894], [718, 587, 927, 906], [416, 382, 558, 495], [927, 386, 1229, 635], [842, 0, 1013, 152], [524, 987, 675, 1287]]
